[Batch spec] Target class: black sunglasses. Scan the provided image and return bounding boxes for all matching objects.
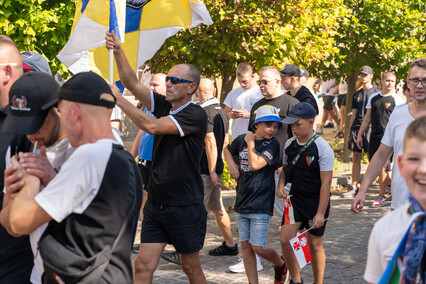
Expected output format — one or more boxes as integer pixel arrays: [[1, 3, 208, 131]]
[[257, 79, 275, 85], [166, 76, 193, 84]]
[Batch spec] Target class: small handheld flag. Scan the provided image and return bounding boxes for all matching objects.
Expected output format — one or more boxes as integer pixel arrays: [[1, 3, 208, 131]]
[[290, 232, 312, 269]]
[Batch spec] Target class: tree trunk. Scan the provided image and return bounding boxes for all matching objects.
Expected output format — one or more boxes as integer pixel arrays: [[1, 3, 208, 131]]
[[343, 71, 357, 162], [219, 70, 236, 107]]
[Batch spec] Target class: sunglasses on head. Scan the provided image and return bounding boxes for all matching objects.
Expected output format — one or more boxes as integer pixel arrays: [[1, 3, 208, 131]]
[[166, 76, 193, 84]]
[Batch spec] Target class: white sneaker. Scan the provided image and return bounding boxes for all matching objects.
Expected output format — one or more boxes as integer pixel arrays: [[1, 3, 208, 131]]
[[228, 255, 263, 273]]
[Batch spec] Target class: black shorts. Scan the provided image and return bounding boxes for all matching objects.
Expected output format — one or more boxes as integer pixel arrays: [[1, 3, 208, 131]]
[[141, 200, 207, 254], [281, 199, 330, 237], [323, 96, 335, 111], [138, 160, 152, 186], [368, 136, 382, 160], [337, 94, 346, 108], [348, 128, 370, 153]]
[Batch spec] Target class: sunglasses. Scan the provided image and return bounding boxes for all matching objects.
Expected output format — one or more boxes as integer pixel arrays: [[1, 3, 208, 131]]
[[166, 76, 193, 84], [257, 79, 275, 85]]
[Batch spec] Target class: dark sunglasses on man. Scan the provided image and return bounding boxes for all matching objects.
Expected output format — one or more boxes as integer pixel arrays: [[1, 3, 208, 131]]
[[166, 76, 193, 84]]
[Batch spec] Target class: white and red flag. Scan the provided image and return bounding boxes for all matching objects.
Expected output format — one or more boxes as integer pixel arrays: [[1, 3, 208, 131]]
[[290, 232, 312, 268], [283, 195, 295, 225]]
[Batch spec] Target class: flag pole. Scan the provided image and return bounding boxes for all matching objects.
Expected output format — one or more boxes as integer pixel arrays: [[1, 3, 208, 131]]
[[300, 218, 329, 235], [109, 49, 113, 84]]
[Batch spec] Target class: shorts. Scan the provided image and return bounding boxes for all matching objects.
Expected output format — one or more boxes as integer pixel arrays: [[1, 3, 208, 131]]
[[281, 199, 330, 237], [337, 94, 346, 108], [348, 128, 370, 153], [323, 96, 335, 111], [202, 174, 223, 211], [236, 213, 271, 247], [141, 200, 207, 254], [368, 136, 382, 160], [138, 160, 152, 186]]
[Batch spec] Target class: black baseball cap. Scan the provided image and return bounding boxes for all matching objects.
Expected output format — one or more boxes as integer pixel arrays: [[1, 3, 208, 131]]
[[283, 102, 317, 124], [57, 72, 115, 108], [280, 64, 301, 77], [1, 72, 59, 135], [359, 66, 373, 75]]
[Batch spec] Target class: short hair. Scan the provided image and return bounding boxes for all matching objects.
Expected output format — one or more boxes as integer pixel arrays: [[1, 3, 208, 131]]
[[0, 35, 20, 53], [236, 62, 253, 77], [258, 66, 280, 79], [381, 71, 396, 80], [404, 116, 426, 151], [403, 81, 410, 92], [182, 63, 200, 86], [409, 58, 426, 71]]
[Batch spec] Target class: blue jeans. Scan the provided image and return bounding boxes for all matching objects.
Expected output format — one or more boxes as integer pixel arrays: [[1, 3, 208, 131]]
[[236, 213, 271, 247]]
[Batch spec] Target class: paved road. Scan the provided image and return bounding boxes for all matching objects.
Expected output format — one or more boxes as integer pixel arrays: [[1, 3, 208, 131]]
[[132, 184, 391, 283]]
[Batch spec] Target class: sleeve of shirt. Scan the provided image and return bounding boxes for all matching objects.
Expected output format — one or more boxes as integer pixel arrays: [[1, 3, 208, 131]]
[[247, 103, 258, 132], [366, 93, 378, 109], [318, 139, 334, 172], [257, 139, 280, 166], [282, 138, 293, 166], [168, 104, 207, 137], [35, 142, 112, 222], [381, 110, 397, 147], [223, 90, 234, 108], [206, 110, 214, 133], [364, 223, 384, 284]]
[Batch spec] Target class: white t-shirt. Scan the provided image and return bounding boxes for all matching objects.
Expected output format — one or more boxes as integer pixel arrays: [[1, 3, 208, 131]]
[[223, 85, 262, 139], [322, 79, 337, 97], [381, 104, 413, 209], [30, 138, 74, 284], [364, 203, 421, 283]]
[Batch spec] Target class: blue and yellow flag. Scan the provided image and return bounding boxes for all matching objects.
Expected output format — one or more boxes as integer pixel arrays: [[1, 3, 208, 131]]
[[59, 0, 213, 79], [57, 0, 126, 68]]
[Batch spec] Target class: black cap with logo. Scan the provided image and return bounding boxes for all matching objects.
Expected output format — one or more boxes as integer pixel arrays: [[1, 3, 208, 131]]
[[1, 72, 59, 135]]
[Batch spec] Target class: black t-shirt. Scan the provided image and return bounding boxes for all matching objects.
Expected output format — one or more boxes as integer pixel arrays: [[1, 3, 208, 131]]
[[0, 106, 33, 283], [283, 136, 334, 215], [287, 85, 319, 115], [200, 98, 229, 175], [148, 93, 207, 206], [227, 135, 280, 215], [369, 93, 398, 139], [248, 95, 299, 166], [350, 86, 380, 130]]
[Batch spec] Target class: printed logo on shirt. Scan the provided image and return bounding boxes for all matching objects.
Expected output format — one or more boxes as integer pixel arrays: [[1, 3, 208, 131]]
[[263, 150, 273, 160], [357, 96, 361, 103], [385, 102, 392, 109], [306, 155, 315, 166], [239, 147, 251, 172]]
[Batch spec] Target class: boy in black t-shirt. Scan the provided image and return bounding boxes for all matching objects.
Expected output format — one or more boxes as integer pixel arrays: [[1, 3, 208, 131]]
[[224, 105, 287, 284], [277, 102, 334, 284]]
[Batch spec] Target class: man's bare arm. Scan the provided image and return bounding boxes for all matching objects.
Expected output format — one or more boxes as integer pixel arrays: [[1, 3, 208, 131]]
[[351, 143, 393, 213], [105, 31, 152, 109], [205, 132, 221, 187]]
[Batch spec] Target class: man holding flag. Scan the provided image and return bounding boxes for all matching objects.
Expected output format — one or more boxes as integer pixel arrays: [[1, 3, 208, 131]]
[[106, 31, 208, 283]]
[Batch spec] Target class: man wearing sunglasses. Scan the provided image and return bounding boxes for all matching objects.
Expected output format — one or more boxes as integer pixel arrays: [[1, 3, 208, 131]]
[[106, 31, 208, 284], [352, 58, 426, 213]]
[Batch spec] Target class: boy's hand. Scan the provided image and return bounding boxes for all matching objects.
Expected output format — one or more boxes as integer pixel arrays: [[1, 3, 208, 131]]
[[276, 185, 286, 198], [244, 131, 255, 143], [312, 213, 325, 229], [228, 163, 240, 180]]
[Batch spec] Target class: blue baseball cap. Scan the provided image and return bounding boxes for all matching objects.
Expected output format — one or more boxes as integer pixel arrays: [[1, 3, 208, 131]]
[[252, 105, 282, 129], [283, 102, 316, 124]]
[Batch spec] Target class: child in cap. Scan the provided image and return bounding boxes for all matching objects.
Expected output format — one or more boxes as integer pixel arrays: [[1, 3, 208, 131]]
[[364, 116, 426, 284], [276, 102, 334, 284], [224, 105, 287, 284]]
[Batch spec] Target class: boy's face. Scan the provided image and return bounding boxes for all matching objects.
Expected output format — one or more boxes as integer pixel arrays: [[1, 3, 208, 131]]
[[381, 73, 396, 93], [398, 137, 426, 209], [291, 118, 314, 139], [237, 73, 254, 90], [254, 121, 279, 140]]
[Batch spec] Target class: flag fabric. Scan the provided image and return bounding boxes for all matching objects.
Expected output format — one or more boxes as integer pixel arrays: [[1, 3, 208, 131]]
[[57, 0, 126, 69], [283, 195, 295, 225], [59, 0, 213, 79], [290, 232, 312, 269]]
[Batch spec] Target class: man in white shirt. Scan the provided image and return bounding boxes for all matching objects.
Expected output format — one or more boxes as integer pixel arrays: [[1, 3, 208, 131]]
[[224, 63, 263, 140]]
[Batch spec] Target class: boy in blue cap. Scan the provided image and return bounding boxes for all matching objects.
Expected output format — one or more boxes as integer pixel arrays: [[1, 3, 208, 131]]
[[277, 102, 334, 284], [224, 105, 287, 284]]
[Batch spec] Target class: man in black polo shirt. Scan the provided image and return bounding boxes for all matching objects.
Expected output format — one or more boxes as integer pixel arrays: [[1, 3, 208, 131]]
[[0, 35, 33, 283], [280, 64, 319, 115], [106, 31, 208, 283], [343, 66, 380, 198]]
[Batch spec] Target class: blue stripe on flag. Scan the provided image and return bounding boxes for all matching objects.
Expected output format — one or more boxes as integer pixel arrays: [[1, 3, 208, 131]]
[[125, 5, 143, 33], [115, 80, 124, 93], [81, 0, 90, 13], [109, 0, 121, 40]]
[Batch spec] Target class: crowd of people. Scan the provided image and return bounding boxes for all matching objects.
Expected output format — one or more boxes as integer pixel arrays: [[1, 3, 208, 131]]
[[0, 31, 424, 284]]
